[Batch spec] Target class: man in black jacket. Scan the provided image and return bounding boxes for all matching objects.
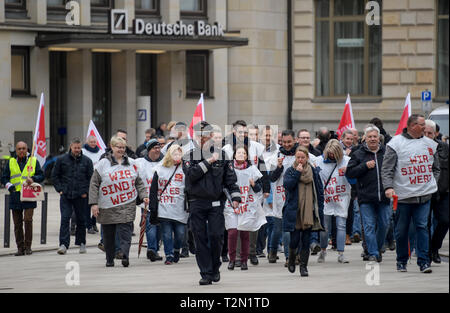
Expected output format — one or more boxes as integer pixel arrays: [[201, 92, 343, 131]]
[[184, 121, 241, 285], [347, 125, 391, 263], [52, 138, 93, 255], [297, 129, 321, 157], [424, 120, 449, 264]]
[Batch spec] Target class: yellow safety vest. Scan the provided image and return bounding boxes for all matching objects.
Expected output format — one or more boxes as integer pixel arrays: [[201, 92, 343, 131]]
[[9, 157, 36, 191]]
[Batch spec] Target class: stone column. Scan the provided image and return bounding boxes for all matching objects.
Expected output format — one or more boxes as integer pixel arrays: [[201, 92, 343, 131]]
[[80, 0, 91, 26], [27, 0, 46, 25], [66, 50, 93, 142], [160, 0, 180, 23]]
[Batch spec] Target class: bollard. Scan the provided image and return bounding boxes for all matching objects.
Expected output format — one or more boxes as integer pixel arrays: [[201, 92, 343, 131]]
[[40, 192, 48, 245], [4, 194, 10, 248]]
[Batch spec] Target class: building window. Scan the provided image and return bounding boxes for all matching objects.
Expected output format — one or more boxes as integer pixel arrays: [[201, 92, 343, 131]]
[[315, 0, 382, 97], [181, 0, 206, 17], [11, 46, 30, 96], [91, 0, 114, 12], [437, 0, 449, 98], [186, 51, 209, 97], [5, 0, 26, 10], [47, 0, 67, 7], [135, 0, 159, 15]]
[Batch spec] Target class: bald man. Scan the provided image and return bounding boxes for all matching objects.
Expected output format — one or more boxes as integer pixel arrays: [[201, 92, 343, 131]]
[[1, 142, 44, 256]]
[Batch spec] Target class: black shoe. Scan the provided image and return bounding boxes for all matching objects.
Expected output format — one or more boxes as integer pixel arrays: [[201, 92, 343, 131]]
[[122, 259, 129, 267], [250, 255, 259, 265], [241, 262, 248, 270], [432, 251, 441, 264], [147, 250, 157, 262], [180, 249, 189, 258], [98, 243, 105, 253], [222, 255, 229, 263], [235, 260, 242, 267], [199, 278, 212, 286], [25, 248, 32, 255], [228, 261, 235, 270], [311, 244, 321, 255], [212, 273, 220, 283], [155, 253, 163, 261], [173, 251, 180, 263], [106, 262, 114, 267], [70, 228, 76, 236], [14, 249, 25, 256], [300, 266, 309, 277], [268, 251, 277, 263], [288, 248, 296, 273], [362, 252, 370, 261], [388, 241, 396, 251], [352, 233, 361, 243], [115, 251, 124, 260], [92, 225, 99, 233], [377, 251, 383, 263]]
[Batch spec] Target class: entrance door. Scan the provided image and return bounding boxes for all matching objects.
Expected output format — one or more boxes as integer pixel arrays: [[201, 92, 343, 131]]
[[92, 53, 112, 142]]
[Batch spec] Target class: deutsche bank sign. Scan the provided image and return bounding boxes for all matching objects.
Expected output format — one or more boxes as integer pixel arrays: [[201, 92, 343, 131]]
[[111, 9, 225, 37]]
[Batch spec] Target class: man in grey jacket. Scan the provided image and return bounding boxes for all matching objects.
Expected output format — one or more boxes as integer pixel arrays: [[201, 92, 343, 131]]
[[381, 114, 440, 274]]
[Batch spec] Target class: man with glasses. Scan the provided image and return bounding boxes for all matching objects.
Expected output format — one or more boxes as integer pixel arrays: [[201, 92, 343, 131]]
[[297, 129, 321, 157]]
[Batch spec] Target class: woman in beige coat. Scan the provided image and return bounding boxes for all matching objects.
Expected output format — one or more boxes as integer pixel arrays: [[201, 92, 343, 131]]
[[90, 136, 149, 267]]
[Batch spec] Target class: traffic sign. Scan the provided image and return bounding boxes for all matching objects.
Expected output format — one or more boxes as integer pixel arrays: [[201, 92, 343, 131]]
[[422, 90, 432, 102]]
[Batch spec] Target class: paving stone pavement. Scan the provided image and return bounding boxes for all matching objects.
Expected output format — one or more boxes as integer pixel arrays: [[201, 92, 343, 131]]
[[0, 189, 448, 293]]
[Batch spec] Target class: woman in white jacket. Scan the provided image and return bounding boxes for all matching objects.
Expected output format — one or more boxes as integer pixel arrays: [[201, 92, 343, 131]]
[[149, 145, 188, 265], [315, 139, 353, 264]]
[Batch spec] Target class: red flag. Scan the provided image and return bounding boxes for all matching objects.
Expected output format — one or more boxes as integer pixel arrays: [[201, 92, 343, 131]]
[[188, 93, 205, 138], [33, 93, 46, 167], [86, 120, 107, 152], [336, 94, 355, 139], [395, 93, 412, 135]]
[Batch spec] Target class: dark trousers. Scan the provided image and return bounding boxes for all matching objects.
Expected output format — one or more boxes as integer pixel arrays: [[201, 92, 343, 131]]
[[256, 224, 267, 254], [346, 198, 354, 236], [290, 228, 312, 251], [12, 208, 34, 251], [103, 222, 133, 263], [189, 199, 225, 280], [221, 229, 228, 257], [431, 192, 449, 252], [59, 195, 86, 248]]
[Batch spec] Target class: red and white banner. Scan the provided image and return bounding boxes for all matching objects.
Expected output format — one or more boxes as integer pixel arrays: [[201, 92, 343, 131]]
[[395, 93, 412, 135], [33, 93, 46, 167], [20, 183, 45, 202], [86, 120, 107, 152], [188, 93, 206, 138], [336, 94, 355, 139]]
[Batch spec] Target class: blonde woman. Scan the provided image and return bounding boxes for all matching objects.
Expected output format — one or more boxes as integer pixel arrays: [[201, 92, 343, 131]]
[[89, 136, 149, 268], [149, 145, 188, 265], [315, 139, 354, 264]]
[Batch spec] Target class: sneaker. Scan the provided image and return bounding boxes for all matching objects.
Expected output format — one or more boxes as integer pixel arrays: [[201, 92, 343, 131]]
[[122, 259, 129, 267], [317, 250, 326, 263], [338, 253, 349, 263], [173, 251, 180, 263], [397, 263, 407, 272], [98, 242, 105, 252], [57, 245, 67, 255], [420, 264, 432, 274], [164, 257, 173, 265], [79, 244, 87, 254]]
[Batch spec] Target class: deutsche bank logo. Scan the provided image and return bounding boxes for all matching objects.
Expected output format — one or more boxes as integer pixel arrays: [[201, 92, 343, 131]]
[[111, 9, 129, 34]]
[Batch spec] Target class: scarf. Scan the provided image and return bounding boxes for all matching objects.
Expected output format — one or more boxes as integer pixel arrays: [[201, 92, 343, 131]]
[[83, 144, 100, 153], [295, 162, 314, 230], [234, 160, 248, 170]]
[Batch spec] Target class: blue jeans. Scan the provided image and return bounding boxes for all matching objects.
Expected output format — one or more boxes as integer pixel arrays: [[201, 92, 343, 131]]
[[352, 199, 362, 236], [310, 231, 319, 246], [266, 216, 282, 253], [394, 201, 431, 266], [359, 202, 392, 257], [146, 215, 160, 252], [160, 219, 186, 258], [320, 215, 346, 252]]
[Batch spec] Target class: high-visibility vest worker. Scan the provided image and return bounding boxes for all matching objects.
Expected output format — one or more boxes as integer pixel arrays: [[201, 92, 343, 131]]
[[9, 157, 37, 191]]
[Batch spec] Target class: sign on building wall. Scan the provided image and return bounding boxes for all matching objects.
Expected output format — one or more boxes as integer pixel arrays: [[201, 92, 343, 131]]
[[110, 9, 225, 37]]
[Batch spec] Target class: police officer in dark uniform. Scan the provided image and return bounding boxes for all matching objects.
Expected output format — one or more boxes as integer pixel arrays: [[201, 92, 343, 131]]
[[183, 121, 241, 285]]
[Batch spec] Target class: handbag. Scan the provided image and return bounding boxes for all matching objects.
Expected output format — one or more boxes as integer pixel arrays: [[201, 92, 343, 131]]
[[149, 164, 180, 224]]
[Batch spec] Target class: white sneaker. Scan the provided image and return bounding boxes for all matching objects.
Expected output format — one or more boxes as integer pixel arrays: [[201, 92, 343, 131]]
[[317, 250, 326, 263], [79, 244, 87, 254], [57, 245, 67, 255], [338, 253, 349, 263]]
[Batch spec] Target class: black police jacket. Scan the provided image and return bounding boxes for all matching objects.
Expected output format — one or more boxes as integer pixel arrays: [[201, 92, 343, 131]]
[[183, 145, 241, 203]]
